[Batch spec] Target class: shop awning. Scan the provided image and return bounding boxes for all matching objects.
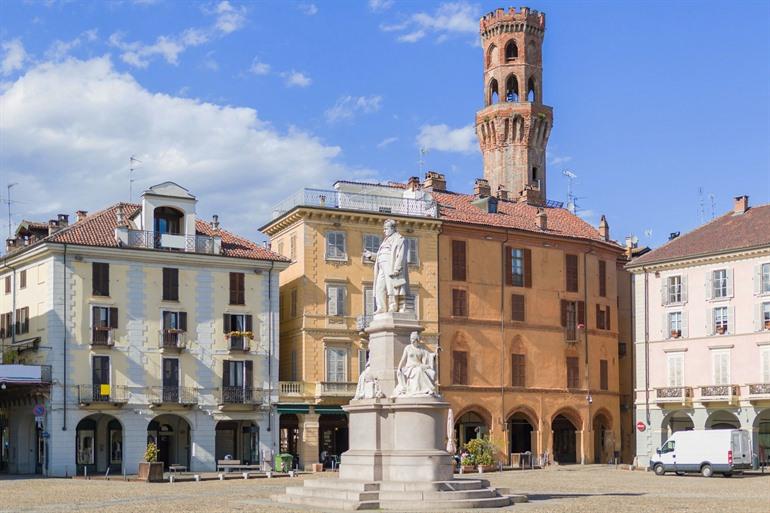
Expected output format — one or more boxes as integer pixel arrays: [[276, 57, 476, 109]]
[[314, 405, 347, 415], [277, 404, 310, 414]]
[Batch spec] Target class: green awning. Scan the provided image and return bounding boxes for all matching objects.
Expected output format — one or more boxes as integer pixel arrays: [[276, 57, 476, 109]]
[[314, 406, 347, 415], [277, 404, 310, 414]]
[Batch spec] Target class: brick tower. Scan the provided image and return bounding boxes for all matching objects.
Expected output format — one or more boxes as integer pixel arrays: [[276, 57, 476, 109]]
[[475, 7, 553, 205]]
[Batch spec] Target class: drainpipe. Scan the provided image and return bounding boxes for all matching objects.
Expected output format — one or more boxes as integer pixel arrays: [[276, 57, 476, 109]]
[[583, 245, 592, 465], [63, 244, 68, 431], [499, 231, 510, 450], [643, 267, 650, 426], [267, 261, 275, 437], [0, 262, 16, 363], [435, 223, 441, 388]]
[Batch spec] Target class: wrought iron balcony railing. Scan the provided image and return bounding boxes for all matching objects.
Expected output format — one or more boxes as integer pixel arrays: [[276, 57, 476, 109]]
[[272, 188, 439, 219], [77, 384, 128, 404], [216, 387, 264, 405], [699, 385, 738, 401], [126, 230, 217, 254], [748, 383, 770, 397], [91, 327, 115, 346], [158, 330, 188, 351], [655, 386, 693, 403], [148, 386, 198, 405]]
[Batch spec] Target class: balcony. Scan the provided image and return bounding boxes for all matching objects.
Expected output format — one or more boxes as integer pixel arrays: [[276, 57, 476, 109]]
[[316, 381, 357, 398], [226, 334, 251, 352], [216, 387, 264, 409], [279, 381, 307, 397], [148, 386, 198, 407], [158, 330, 187, 352], [124, 230, 219, 254], [271, 188, 439, 220], [77, 384, 128, 407], [655, 386, 693, 405], [699, 385, 739, 403], [0, 364, 51, 385], [748, 383, 770, 402], [90, 327, 115, 347]]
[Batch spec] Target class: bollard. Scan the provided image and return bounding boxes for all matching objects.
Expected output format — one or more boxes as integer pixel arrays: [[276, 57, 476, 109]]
[[169, 475, 175, 484], [289, 470, 295, 478], [194, 474, 200, 482], [243, 472, 248, 480], [266, 471, 272, 479], [219, 473, 224, 481]]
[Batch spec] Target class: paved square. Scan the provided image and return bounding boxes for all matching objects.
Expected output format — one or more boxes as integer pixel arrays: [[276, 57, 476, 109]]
[[0, 466, 768, 513]]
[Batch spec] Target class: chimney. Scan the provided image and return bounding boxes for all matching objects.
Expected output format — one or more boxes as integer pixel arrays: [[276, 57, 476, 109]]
[[76, 210, 88, 222], [423, 171, 446, 192], [473, 178, 491, 198], [211, 214, 220, 231], [57, 214, 69, 227], [599, 215, 609, 241], [733, 195, 749, 215], [48, 219, 60, 236], [406, 176, 420, 191], [496, 185, 508, 201], [6, 238, 17, 253], [536, 208, 547, 231], [116, 205, 125, 226]]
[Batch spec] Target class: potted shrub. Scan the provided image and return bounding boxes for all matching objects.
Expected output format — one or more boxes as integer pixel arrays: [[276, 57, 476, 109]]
[[670, 330, 681, 339], [460, 454, 475, 473], [464, 437, 497, 473], [716, 326, 726, 335], [137, 442, 164, 482]]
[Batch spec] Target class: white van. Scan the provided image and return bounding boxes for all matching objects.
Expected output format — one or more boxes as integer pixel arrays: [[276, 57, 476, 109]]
[[650, 429, 752, 477]]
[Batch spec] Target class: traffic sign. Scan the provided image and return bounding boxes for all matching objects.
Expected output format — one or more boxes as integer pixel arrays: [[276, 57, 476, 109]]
[[42, 431, 50, 439], [636, 421, 646, 432], [32, 404, 46, 416]]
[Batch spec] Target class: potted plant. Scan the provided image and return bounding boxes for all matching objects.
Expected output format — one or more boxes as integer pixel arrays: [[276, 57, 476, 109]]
[[464, 437, 497, 473], [137, 442, 164, 482], [670, 330, 681, 339], [716, 326, 726, 335], [764, 320, 770, 330], [460, 454, 475, 473]]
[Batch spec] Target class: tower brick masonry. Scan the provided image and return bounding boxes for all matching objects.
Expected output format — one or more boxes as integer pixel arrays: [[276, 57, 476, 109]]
[[476, 7, 553, 205]]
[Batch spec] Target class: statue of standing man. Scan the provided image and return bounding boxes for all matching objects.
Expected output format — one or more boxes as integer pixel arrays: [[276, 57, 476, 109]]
[[363, 219, 410, 314]]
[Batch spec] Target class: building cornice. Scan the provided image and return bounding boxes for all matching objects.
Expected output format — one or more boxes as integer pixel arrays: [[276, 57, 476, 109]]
[[626, 244, 770, 273], [261, 206, 442, 236]]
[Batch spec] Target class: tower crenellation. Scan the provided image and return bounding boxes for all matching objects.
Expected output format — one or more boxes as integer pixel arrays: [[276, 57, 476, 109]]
[[476, 5, 552, 205]]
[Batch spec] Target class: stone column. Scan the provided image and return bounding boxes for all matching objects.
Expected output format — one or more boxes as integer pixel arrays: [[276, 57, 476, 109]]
[[299, 413, 320, 470]]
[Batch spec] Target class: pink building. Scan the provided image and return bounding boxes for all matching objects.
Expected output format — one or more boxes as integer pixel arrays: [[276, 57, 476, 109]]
[[628, 196, 770, 468]]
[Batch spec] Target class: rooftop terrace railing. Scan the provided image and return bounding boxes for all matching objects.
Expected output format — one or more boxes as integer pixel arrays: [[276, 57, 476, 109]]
[[272, 188, 439, 219]]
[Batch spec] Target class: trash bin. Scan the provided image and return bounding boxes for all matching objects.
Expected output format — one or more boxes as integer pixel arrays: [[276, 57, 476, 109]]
[[274, 453, 294, 472]]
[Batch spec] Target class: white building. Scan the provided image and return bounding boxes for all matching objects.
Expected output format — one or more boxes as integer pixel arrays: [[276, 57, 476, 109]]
[[627, 195, 770, 468], [0, 183, 288, 476]]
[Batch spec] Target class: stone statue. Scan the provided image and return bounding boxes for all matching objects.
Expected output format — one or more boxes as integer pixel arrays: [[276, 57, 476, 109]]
[[393, 332, 437, 397], [354, 358, 384, 400], [363, 219, 410, 314]]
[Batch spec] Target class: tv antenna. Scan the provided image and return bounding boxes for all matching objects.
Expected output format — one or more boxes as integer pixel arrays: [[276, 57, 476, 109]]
[[129, 155, 142, 201], [5, 183, 18, 240], [708, 193, 716, 219], [698, 186, 705, 223], [418, 147, 429, 176], [562, 170, 578, 214], [644, 228, 653, 239]]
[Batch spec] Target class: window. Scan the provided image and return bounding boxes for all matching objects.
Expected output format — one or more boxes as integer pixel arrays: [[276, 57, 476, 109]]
[[363, 234, 381, 255], [713, 306, 729, 335], [668, 311, 682, 338], [452, 289, 467, 317], [14, 307, 29, 335], [452, 351, 468, 385], [711, 350, 730, 385], [600, 359, 608, 390], [223, 313, 252, 350], [506, 248, 531, 287], [358, 348, 369, 377], [712, 269, 729, 298], [290, 350, 298, 381], [290, 289, 298, 318], [326, 231, 347, 260], [327, 285, 345, 317], [511, 294, 525, 321], [4, 276, 10, 294], [566, 356, 580, 389], [363, 286, 375, 317], [761, 263, 770, 294], [406, 237, 419, 265], [666, 275, 683, 304], [222, 360, 253, 403], [761, 347, 770, 383], [229, 272, 245, 305], [618, 342, 627, 358], [290, 234, 297, 260], [162, 268, 179, 301], [451, 240, 467, 281], [565, 254, 579, 292], [92, 306, 118, 344], [667, 353, 684, 387], [0, 312, 11, 338], [161, 310, 187, 347], [598, 260, 606, 297], [596, 304, 611, 330], [561, 300, 585, 341], [92, 262, 109, 297], [92, 355, 110, 400], [325, 346, 347, 382], [761, 302, 770, 331], [511, 353, 525, 387], [504, 40, 517, 61], [277, 241, 284, 257], [661, 440, 675, 454], [19, 270, 26, 290]]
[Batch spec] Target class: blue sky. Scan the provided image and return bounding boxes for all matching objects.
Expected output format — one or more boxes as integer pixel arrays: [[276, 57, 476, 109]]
[[1, 0, 768, 247]]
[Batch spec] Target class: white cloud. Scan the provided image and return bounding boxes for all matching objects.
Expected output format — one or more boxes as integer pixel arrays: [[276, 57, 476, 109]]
[[211, 1, 247, 34], [298, 3, 318, 15], [249, 57, 271, 75], [377, 136, 398, 148], [416, 123, 476, 153], [283, 70, 311, 88], [45, 29, 99, 61], [1, 39, 28, 76], [382, 2, 478, 43], [325, 95, 383, 123], [0, 57, 352, 237], [368, 0, 394, 12], [202, 51, 219, 71]]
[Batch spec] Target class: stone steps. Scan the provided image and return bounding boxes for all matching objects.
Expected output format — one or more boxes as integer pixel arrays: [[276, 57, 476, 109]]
[[379, 495, 513, 510], [378, 488, 499, 501]]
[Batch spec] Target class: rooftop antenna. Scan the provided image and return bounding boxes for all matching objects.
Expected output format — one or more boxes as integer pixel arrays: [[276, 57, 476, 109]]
[[708, 193, 716, 219], [698, 186, 705, 224], [418, 147, 428, 176], [562, 169, 577, 214], [6, 183, 18, 240], [129, 155, 142, 202], [644, 228, 653, 239]]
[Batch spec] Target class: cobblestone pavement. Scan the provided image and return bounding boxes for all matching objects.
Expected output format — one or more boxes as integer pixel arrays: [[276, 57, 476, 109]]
[[1, 466, 768, 513]]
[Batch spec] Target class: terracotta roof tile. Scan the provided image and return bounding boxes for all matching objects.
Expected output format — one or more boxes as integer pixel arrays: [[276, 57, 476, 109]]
[[629, 203, 770, 266], [15, 203, 287, 262]]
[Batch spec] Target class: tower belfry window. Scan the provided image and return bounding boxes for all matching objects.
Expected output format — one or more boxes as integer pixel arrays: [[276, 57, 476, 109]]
[[505, 41, 518, 61], [505, 75, 519, 102], [488, 78, 499, 105], [527, 77, 536, 103], [486, 44, 497, 69]]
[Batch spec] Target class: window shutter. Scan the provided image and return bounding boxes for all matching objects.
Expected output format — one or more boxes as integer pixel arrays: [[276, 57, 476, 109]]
[[522, 248, 532, 288], [511, 294, 525, 322], [595, 304, 602, 329], [755, 265, 762, 295], [662, 311, 668, 339], [179, 312, 188, 332], [606, 305, 611, 331], [705, 274, 712, 300], [707, 308, 715, 335], [755, 303, 763, 332], [453, 351, 468, 385], [229, 273, 236, 304], [109, 307, 118, 329], [681, 310, 688, 338], [338, 288, 346, 316], [726, 268, 734, 297], [661, 281, 668, 306], [171, 269, 179, 299], [452, 241, 467, 281], [762, 349, 770, 383], [560, 300, 567, 327], [245, 360, 253, 388], [328, 288, 338, 316], [505, 248, 513, 286], [223, 360, 231, 387], [23, 307, 29, 333], [727, 306, 735, 334], [577, 301, 585, 326], [245, 314, 253, 332], [681, 275, 688, 303], [223, 313, 231, 333]]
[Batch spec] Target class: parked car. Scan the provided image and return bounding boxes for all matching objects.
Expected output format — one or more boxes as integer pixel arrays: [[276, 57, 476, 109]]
[[650, 429, 752, 477]]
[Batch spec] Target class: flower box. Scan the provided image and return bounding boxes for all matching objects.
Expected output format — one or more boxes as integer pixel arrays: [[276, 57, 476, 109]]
[[716, 326, 726, 335], [670, 330, 681, 339], [137, 461, 164, 482], [460, 465, 475, 473], [477, 464, 496, 473]]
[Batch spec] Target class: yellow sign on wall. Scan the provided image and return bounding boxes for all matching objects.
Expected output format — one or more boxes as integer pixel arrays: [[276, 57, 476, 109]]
[[100, 384, 111, 396]]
